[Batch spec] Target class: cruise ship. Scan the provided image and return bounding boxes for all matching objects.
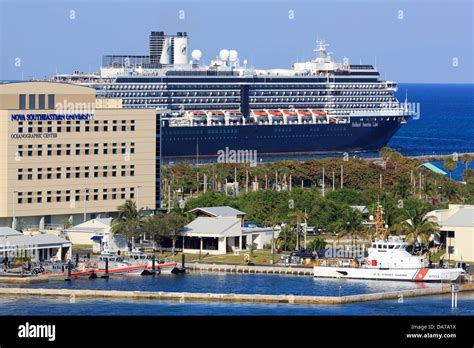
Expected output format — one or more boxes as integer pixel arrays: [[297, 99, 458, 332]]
[[55, 31, 415, 162]]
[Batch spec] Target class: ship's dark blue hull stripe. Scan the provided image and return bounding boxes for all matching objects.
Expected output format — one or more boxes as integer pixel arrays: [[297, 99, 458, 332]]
[[161, 117, 403, 158]]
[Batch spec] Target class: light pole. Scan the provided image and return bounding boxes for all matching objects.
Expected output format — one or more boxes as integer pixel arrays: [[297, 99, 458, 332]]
[[12, 190, 18, 229], [83, 187, 87, 222]]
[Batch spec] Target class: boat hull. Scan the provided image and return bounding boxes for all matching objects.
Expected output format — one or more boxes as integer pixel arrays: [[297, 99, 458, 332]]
[[161, 116, 404, 160], [313, 266, 464, 282]]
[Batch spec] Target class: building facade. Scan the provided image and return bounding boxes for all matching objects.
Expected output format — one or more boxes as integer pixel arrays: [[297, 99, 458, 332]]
[[427, 204, 474, 262], [0, 82, 157, 228]]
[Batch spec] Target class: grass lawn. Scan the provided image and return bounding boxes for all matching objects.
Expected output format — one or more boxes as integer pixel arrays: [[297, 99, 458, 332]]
[[157, 249, 293, 265]]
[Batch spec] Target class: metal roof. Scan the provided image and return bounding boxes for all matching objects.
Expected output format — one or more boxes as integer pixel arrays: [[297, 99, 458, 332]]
[[0, 233, 71, 249], [0, 226, 23, 237], [441, 207, 474, 228], [350, 205, 369, 214], [189, 206, 246, 218], [420, 162, 447, 176], [180, 217, 242, 237], [65, 227, 104, 233]]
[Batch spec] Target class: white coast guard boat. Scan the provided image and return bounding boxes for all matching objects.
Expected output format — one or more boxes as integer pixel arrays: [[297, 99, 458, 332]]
[[313, 238, 465, 282], [313, 205, 465, 282]]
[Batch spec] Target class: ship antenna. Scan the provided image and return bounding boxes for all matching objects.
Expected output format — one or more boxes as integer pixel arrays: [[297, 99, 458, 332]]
[[374, 204, 389, 241]]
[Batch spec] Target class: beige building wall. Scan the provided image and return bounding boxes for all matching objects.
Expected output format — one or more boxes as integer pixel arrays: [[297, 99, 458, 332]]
[[444, 226, 474, 262], [0, 82, 156, 226]]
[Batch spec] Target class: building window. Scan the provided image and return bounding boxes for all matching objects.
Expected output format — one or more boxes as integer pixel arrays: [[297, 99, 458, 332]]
[[47, 94, 55, 109], [28, 94, 36, 109], [19, 94, 26, 109], [38, 94, 45, 109]]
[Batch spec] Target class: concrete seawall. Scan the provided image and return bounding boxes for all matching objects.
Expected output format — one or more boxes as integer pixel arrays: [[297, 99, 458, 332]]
[[185, 262, 314, 276], [0, 283, 472, 306]]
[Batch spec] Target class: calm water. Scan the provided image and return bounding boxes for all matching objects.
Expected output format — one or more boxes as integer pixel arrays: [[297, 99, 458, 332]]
[[389, 84, 474, 157], [1, 273, 472, 316]]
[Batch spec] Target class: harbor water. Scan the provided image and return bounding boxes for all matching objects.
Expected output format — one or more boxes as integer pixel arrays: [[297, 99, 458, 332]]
[[0, 273, 472, 316]]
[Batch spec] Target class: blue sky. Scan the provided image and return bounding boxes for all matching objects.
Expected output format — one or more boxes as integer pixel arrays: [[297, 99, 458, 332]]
[[0, 0, 472, 83]]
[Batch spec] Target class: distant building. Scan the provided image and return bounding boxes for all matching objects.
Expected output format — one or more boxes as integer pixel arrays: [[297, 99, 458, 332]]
[[0, 226, 71, 262], [178, 206, 274, 255], [64, 218, 128, 253], [427, 205, 474, 262]]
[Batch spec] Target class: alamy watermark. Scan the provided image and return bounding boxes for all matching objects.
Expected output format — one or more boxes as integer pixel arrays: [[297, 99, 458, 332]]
[[217, 147, 257, 166]]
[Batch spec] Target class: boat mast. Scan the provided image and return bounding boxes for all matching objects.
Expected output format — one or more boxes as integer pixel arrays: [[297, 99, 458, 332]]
[[374, 205, 388, 241]]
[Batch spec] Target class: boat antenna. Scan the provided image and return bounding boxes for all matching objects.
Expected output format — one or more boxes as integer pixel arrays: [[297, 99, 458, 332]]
[[374, 204, 389, 241]]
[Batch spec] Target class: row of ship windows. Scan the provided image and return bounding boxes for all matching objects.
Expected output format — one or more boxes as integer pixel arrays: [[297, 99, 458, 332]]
[[103, 83, 387, 91], [16, 187, 136, 204], [167, 133, 350, 141], [17, 165, 135, 181], [16, 120, 135, 134], [250, 97, 394, 103], [17, 143, 135, 157], [106, 90, 392, 99]]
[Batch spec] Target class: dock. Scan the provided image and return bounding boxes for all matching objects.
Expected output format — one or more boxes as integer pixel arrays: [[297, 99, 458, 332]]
[[0, 283, 472, 305], [185, 262, 314, 276], [0, 275, 49, 284]]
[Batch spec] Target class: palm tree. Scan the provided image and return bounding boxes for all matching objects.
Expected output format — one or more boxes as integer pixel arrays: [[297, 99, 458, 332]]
[[393, 178, 410, 199], [111, 200, 144, 250], [422, 179, 434, 200], [461, 154, 472, 170], [443, 158, 457, 179], [164, 212, 188, 255], [307, 237, 327, 252], [443, 181, 459, 202], [276, 225, 296, 251], [142, 213, 168, 254], [336, 208, 367, 249], [395, 202, 438, 247], [288, 210, 305, 250], [379, 147, 393, 162]]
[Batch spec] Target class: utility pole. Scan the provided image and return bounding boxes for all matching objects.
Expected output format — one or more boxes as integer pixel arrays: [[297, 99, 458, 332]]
[[245, 170, 249, 193], [332, 171, 335, 191], [341, 165, 344, 189], [167, 182, 171, 213], [12, 191, 17, 229], [234, 167, 237, 197], [380, 174, 383, 189], [289, 174, 292, 192], [419, 172, 422, 199], [322, 167, 325, 197]]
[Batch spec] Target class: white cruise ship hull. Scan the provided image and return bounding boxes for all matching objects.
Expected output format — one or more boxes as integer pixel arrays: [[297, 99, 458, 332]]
[[313, 266, 464, 282]]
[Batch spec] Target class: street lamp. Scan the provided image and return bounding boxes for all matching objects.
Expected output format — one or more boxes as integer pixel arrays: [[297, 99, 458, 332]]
[[83, 187, 88, 222], [12, 190, 18, 230]]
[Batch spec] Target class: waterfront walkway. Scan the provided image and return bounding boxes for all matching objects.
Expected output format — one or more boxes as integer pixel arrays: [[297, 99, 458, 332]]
[[0, 283, 472, 306]]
